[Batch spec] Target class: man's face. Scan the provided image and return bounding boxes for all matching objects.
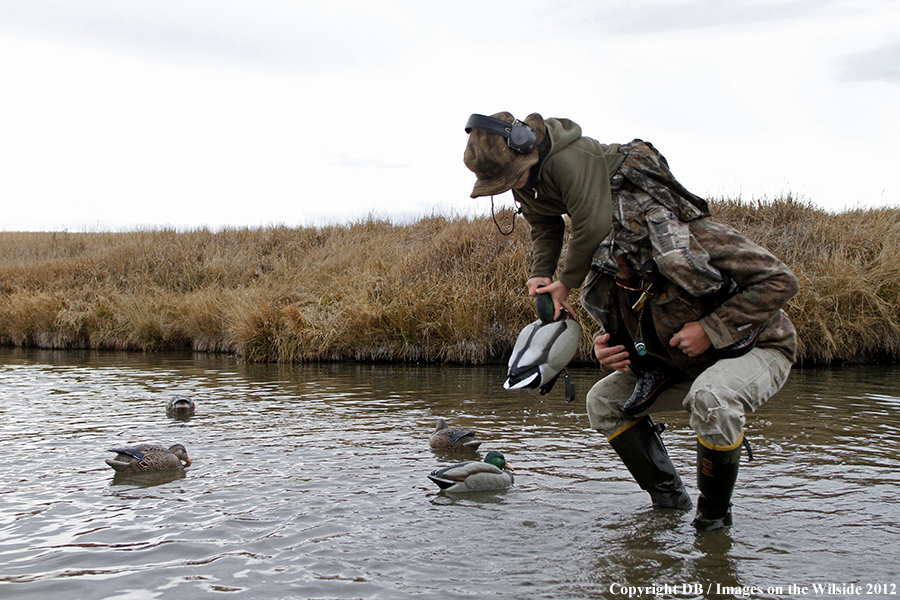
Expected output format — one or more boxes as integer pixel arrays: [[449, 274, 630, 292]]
[[512, 170, 530, 190]]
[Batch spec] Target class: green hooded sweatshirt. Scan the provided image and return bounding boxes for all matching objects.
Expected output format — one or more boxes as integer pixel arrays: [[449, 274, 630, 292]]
[[512, 118, 625, 289]]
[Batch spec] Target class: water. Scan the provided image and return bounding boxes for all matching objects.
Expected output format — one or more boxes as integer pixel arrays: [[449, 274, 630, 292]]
[[0, 348, 898, 600]]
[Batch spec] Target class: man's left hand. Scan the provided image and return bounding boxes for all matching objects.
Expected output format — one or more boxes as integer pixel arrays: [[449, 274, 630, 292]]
[[669, 321, 712, 357]]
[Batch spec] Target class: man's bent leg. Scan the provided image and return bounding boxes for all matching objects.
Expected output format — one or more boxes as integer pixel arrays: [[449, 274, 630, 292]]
[[682, 348, 792, 529], [683, 347, 791, 448], [588, 372, 692, 510]]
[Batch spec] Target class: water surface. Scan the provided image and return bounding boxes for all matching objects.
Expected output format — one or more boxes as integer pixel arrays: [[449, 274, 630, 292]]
[[1, 348, 898, 599]]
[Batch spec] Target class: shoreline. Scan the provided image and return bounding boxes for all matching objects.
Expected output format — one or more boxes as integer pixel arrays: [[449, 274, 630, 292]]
[[2, 196, 899, 366]]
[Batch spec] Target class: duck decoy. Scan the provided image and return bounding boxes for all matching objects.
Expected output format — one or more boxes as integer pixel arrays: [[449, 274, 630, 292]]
[[105, 443, 192, 472], [504, 306, 582, 401], [427, 450, 514, 492], [165, 396, 195, 414], [429, 418, 482, 452]]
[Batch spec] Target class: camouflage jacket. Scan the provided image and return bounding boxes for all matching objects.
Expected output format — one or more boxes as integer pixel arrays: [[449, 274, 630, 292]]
[[514, 128, 799, 374], [581, 217, 799, 376]]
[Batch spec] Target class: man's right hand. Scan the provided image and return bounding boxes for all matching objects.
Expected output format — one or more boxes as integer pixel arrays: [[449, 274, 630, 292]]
[[593, 332, 631, 372], [526, 277, 553, 297]]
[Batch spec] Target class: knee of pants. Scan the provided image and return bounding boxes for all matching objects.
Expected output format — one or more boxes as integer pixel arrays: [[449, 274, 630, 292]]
[[586, 372, 635, 436], [685, 387, 745, 447]]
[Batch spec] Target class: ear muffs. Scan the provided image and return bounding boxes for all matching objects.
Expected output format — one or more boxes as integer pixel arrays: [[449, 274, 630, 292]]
[[465, 113, 537, 154]]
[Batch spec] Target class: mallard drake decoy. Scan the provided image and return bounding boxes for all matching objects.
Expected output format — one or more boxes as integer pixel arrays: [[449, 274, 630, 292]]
[[105, 443, 192, 472], [504, 312, 582, 397], [427, 450, 514, 492], [429, 418, 482, 452], [165, 396, 195, 414]]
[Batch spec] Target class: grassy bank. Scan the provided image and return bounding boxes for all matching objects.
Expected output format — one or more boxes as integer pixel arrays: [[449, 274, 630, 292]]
[[1, 196, 898, 365]]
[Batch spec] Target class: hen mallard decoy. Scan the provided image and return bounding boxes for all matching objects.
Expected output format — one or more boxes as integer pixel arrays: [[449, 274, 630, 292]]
[[429, 418, 482, 452], [165, 396, 195, 414], [427, 450, 514, 492], [105, 443, 192, 472]]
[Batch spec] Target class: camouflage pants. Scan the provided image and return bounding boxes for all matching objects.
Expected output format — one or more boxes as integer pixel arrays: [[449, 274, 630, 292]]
[[585, 347, 792, 448]]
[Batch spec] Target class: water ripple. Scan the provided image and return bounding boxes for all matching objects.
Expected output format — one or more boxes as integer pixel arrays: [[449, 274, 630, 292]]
[[1, 350, 899, 599]]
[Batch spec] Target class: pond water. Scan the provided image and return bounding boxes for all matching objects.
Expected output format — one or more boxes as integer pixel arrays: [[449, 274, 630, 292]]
[[0, 348, 898, 600]]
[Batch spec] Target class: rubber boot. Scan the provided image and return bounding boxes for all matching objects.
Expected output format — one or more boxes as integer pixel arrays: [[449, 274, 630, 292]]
[[693, 435, 741, 531], [608, 416, 693, 510], [605, 332, 677, 417], [622, 364, 677, 416]]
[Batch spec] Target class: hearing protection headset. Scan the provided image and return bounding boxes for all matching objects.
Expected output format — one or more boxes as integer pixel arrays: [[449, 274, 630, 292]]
[[465, 114, 537, 154]]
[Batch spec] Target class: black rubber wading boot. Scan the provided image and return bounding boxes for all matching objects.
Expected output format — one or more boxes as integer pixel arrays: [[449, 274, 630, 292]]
[[608, 416, 693, 510], [604, 332, 678, 417], [622, 366, 677, 416], [692, 437, 741, 531]]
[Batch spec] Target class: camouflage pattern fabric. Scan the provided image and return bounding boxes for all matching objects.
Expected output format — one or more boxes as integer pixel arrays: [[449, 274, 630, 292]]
[[592, 139, 724, 297], [582, 140, 799, 377], [583, 222, 798, 377], [617, 139, 709, 221]]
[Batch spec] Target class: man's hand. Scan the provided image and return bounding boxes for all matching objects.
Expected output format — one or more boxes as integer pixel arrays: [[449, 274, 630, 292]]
[[526, 277, 552, 297], [528, 277, 573, 321], [593, 332, 631, 372], [669, 321, 712, 357]]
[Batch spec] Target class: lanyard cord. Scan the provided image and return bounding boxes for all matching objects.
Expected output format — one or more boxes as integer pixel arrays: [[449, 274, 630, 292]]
[[491, 195, 521, 236], [615, 280, 646, 293]]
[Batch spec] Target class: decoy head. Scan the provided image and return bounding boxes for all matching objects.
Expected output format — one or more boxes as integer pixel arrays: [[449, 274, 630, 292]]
[[484, 450, 512, 471], [166, 396, 195, 413], [168, 444, 192, 466]]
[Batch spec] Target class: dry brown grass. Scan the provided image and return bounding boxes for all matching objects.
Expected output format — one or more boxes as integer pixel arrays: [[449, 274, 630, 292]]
[[711, 196, 900, 364], [1, 198, 898, 365]]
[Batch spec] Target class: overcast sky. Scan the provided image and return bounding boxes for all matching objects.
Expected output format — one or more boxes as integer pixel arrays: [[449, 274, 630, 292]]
[[1, 0, 898, 231]]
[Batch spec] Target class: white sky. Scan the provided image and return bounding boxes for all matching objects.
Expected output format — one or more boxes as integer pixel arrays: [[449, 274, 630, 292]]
[[1, 0, 898, 231]]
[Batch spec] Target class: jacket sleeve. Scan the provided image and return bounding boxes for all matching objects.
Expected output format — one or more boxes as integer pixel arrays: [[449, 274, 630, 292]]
[[525, 145, 614, 288], [518, 206, 566, 281], [691, 219, 799, 349]]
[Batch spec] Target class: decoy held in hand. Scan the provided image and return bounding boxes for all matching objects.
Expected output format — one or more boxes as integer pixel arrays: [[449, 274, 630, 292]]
[[429, 418, 482, 452], [105, 443, 192, 472], [504, 302, 582, 399], [165, 396, 195, 414], [427, 450, 514, 492]]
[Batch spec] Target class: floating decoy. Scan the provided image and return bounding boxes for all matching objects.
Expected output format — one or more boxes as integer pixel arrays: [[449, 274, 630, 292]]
[[429, 418, 482, 452], [427, 450, 514, 492], [105, 443, 192, 472], [165, 396, 195, 414]]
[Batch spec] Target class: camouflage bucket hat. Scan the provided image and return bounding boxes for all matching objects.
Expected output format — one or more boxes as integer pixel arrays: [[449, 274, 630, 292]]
[[463, 112, 546, 198]]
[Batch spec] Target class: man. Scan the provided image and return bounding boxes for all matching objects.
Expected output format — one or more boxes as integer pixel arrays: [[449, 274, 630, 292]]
[[464, 111, 798, 530]]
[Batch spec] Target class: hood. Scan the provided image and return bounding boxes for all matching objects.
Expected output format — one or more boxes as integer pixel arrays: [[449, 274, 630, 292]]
[[543, 118, 584, 162]]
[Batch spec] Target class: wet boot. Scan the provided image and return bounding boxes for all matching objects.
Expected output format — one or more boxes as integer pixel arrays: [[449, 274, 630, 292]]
[[622, 365, 677, 416], [604, 333, 677, 417], [692, 436, 741, 531], [608, 416, 693, 510]]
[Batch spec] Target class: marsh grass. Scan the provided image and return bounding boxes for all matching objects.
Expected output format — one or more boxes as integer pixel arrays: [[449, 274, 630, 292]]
[[1, 197, 898, 365]]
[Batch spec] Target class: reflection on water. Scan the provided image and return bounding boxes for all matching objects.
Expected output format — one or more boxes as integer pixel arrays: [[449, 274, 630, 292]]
[[110, 469, 187, 488], [1, 347, 899, 599]]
